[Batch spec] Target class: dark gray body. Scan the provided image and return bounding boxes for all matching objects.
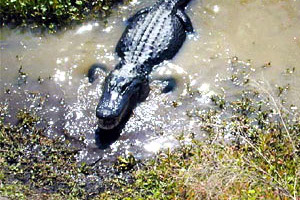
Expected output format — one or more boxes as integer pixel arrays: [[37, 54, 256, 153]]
[[94, 0, 193, 130]]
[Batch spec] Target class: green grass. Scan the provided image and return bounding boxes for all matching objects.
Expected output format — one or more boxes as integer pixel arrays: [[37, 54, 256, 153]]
[[0, 0, 125, 33]]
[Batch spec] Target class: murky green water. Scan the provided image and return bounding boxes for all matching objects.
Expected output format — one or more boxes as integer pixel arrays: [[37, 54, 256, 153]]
[[1, 0, 300, 164]]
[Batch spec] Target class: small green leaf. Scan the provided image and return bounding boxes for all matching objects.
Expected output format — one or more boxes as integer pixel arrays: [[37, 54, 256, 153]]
[[248, 189, 255, 194], [75, 0, 82, 5]]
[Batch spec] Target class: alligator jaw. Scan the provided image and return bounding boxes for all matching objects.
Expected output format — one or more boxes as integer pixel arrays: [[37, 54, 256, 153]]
[[97, 113, 122, 130], [98, 118, 120, 130], [97, 100, 129, 130]]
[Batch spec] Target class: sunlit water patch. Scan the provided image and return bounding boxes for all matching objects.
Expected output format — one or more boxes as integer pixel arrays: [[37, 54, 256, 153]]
[[1, 0, 300, 165]]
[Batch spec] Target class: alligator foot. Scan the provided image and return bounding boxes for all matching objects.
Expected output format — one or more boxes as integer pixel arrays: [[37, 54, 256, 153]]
[[154, 77, 177, 93], [176, 9, 194, 33], [87, 63, 107, 83]]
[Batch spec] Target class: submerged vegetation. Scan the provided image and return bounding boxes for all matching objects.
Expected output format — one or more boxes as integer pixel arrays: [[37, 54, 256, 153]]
[[1, 60, 299, 199], [0, 0, 126, 32], [0, 107, 106, 199]]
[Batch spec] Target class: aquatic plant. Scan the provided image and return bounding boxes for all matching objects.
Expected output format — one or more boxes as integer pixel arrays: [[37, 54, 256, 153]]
[[0, 107, 106, 199], [0, 0, 126, 33]]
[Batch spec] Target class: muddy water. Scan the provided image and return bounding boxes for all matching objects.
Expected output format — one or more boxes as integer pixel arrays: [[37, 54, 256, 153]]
[[1, 0, 300, 165]]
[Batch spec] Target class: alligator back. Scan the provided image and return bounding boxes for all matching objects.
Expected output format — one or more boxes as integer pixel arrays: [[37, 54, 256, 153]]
[[94, 0, 193, 131], [116, 0, 189, 73]]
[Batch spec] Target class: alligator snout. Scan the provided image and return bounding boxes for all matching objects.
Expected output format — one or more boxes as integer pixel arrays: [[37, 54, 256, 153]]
[[96, 95, 130, 130], [97, 115, 119, 130], [96, 107, 122, 130]]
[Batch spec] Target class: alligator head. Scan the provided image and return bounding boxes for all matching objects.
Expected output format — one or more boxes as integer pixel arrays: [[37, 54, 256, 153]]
[[96, 67, 149, 130]]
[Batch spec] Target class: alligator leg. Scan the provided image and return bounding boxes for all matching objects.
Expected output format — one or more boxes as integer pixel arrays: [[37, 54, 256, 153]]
[[127, 7, 150, 23], [88, 63, 107, 83], [139, 80, 150, 101], [161, 77, 177, 93], [152, 77, 177, 93], [176, 9, 194, 33]]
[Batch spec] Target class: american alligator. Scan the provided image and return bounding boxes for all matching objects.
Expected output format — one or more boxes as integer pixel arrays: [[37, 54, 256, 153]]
[[89, 0, 193, 130]]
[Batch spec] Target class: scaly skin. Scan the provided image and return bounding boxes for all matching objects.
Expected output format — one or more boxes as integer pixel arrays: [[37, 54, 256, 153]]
[[93, 0, 193, 130]]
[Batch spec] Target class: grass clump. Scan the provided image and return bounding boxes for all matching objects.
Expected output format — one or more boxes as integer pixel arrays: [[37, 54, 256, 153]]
[[100, 146, 192, 200], [186, 88, 300, 199], [0, 0, 125, 32]]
